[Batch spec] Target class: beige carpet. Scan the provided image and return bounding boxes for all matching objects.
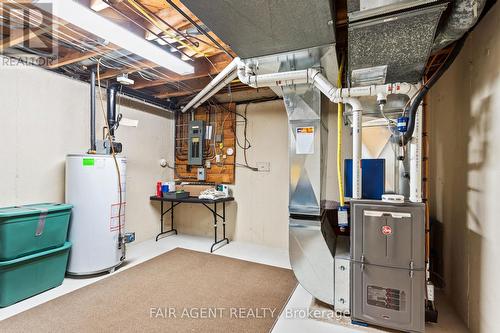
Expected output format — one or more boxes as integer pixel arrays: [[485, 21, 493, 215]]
[[1, 248, 297, 333]]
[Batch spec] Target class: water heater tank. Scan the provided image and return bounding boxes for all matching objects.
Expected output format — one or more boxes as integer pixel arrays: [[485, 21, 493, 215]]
[[65, 154, 126, 275]]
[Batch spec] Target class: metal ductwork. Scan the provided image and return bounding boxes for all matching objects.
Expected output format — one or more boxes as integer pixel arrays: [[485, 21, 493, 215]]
[[432, 0, 488, 52], [180, 0, 335, 59], [285, 85, 333, 305], [347, 0, 448, 85], [240, 46, 337, 305]]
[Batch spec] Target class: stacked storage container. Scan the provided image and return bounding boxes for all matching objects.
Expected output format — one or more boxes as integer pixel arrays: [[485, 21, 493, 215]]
[[0, 203, 73, 307]]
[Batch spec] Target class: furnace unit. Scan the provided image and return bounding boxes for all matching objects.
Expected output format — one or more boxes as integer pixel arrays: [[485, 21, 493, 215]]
[[351, 200, 425, 332]]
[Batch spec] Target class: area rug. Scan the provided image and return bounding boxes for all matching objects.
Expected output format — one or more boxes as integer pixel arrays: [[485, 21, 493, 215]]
[[1, 248, 297, 333]]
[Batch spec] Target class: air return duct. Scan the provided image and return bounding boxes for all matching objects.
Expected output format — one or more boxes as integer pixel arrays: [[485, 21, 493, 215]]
[[347, 0, 448, 84]]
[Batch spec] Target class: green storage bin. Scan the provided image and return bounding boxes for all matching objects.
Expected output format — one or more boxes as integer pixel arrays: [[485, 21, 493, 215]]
[[0, 242, 71, 307], [0, 203, 73, 261]]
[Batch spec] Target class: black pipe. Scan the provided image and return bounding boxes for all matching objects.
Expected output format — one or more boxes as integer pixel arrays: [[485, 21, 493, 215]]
[[90, 69, 97, 152], [107, 83, 121, 138], [402, 0, 496, 145], [164, 0, 234, 59], [402, 34, 467, 145], [107, 82, 176, 138]]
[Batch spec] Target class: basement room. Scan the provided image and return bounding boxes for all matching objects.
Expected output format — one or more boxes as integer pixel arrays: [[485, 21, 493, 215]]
[[0, 1, 498, 332]]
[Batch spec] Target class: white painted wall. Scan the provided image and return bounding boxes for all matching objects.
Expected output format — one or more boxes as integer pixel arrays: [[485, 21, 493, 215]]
[[428, 3, 500, 333], [0, 64, 174, 243]]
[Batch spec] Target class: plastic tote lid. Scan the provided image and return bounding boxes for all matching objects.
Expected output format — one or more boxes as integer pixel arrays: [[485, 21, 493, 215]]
[[0, 203, 73, 218]]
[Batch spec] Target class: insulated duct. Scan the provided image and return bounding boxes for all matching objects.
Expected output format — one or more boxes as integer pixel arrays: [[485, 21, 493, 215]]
[[432, 0, 487, 52]]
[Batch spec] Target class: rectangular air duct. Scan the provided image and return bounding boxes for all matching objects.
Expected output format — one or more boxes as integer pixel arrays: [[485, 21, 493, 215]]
[[348, 1, 447, 84], [180, 0, 336, 59]]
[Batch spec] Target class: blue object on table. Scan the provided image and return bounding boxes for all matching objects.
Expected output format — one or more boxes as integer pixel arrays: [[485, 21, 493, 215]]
[[344, 159, 385, 199], [161, 184, 169, 195]]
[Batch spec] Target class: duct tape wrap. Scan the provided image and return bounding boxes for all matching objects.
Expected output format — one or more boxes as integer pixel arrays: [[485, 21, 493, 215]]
[[35, 209, 48, 237], [16, 206, 49, 237]]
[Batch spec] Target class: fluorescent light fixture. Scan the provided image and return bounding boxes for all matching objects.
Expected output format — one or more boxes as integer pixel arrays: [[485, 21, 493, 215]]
[[90, 0, 109, 12], [35, 0, 194, 75]]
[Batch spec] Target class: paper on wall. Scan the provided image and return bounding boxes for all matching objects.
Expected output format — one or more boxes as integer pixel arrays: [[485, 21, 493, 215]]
[[296, 127, 315, 154], [120, 118, 139, 127]]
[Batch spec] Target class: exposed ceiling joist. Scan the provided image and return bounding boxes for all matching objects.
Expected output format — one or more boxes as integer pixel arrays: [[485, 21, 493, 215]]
[[131, 53, 231, 89], [98, 59, 158, 79], [48, 44, 119, 69], [0, 28, 45, 52]]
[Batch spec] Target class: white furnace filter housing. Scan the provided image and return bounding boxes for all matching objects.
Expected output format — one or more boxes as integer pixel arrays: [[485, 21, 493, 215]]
[[65, 154, 126, 275]]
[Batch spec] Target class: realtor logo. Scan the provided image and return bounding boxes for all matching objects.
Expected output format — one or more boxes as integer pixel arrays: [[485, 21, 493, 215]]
[[0, 1, 56, 64]]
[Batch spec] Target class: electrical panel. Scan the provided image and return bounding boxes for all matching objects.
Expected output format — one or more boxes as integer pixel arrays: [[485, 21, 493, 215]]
[[188, 120, 205, 165], [351, 200, 425, 333], [175, 104, 236, 184]]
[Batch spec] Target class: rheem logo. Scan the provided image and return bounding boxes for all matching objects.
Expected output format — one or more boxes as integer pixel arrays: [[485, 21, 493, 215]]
[[381, 225, 392, 236]]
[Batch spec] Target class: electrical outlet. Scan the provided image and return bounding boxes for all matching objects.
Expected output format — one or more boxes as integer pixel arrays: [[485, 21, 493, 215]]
[[256, 162, 271, 172], [197, 168, 206, 181]]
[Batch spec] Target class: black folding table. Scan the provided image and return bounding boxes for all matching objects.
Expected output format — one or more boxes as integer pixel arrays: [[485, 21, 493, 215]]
[[150, 196, 235, 253]]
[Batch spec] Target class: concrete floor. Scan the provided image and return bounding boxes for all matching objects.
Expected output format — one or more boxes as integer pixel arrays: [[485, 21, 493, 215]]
[[0, 234, 468, 332]]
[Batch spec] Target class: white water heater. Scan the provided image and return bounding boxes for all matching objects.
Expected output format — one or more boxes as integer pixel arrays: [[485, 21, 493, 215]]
[[65, 154, 127, 275]]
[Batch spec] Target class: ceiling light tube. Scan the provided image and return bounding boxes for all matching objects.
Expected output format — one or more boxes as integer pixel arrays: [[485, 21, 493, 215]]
[[35, 0, 194, 75]]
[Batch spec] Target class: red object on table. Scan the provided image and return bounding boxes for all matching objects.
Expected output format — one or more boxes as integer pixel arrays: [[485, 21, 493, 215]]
[[156, 182, 162, 197]]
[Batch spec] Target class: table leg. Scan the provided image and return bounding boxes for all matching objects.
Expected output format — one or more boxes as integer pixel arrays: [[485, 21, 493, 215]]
[[210, 201, 230, 253], [156, 201, 178, 241]]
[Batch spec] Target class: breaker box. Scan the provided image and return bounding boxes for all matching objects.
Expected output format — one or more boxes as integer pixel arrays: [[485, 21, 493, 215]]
[[188, 120, 205, 165], [351, 200, 425, 333]]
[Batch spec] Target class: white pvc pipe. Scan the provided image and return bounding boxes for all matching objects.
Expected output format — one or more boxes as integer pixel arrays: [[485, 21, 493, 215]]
[[183, 63, 422, 202], [409, 105, 423, 203], [194, 70, 239, 108], [343, 97, 363, 199], [182, 57, 241, 112], [188, 59, 417, 112], [238, 68, 309, 88]]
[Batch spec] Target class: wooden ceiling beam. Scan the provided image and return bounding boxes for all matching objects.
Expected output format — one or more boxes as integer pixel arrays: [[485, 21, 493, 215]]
[[154, 80, 250, 99], [0, 28, 45, 52], [98, 59, 158, 79], [47, 44, 119, 69]]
